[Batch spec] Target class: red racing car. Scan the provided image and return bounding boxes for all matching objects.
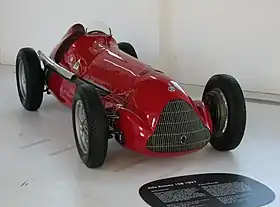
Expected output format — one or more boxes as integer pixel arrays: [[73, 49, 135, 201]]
[[15, 21, 246, 168]]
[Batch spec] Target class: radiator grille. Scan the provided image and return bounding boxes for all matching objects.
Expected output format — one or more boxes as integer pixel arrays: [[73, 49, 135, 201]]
[[146, 99, 210, 153]]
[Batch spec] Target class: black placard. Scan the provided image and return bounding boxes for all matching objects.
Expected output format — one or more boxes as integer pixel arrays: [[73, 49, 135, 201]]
[[139, 173, 275, 207]]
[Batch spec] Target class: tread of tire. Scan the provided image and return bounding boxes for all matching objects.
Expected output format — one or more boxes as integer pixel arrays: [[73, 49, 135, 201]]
[[203, 74, 246, 151], [16, 47, 45, 111]]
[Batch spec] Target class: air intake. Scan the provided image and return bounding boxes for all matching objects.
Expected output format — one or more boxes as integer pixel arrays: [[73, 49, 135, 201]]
[[146, 99, 210, 153]]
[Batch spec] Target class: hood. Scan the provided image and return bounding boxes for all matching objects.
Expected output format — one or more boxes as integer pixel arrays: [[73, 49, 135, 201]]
[[124, 74, 197, 132]]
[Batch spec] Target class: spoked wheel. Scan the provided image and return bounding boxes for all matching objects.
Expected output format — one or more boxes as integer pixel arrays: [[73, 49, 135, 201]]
[[74, 100, 89, 155], [72, 84, 109, 168], [16, 47, 45, 111], [18, 61, 27, 99], [203, 74, 246, 151]]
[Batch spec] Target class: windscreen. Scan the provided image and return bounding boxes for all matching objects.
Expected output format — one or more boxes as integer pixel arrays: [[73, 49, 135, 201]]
[[83, 20, 112, 36]]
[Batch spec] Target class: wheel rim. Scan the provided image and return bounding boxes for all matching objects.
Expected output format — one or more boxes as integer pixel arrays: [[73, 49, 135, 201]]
[[18, 60, 27, 99], [204, 88, 229, 137], [75, 100, 89, 154]]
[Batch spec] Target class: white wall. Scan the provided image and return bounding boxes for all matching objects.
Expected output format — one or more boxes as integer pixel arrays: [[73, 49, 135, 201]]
[[0, 0, 160, 66], [1, 0, 280, 95], [167, 0, 280, 94], [158, 0, 173, 72], [0, 4, 3, 63]]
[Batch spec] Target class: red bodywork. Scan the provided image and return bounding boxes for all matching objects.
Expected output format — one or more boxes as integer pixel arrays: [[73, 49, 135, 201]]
[[46, 24, 213, 156]]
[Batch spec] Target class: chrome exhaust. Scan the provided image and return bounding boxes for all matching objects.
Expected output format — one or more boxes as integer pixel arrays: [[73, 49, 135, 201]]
[[37, 50, 75, 80], [37, 50, 110, 95]]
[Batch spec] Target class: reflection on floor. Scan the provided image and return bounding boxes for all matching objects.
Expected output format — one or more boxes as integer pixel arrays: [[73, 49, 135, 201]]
[[0, 64, 279, 206]]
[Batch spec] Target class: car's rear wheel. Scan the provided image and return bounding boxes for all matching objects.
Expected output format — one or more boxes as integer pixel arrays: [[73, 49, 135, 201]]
[[16, 47, 45, 111], [118, 42, 138, 59], [72, 84, 109, 168], [202, 74, 246, 151]]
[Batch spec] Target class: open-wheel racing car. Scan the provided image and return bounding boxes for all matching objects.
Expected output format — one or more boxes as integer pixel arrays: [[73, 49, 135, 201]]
[[15, 21, 246, 168]]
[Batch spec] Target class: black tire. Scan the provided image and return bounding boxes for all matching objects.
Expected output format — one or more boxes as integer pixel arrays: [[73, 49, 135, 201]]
[[16, 47, 45, 111], [72, 84, 109, 168], [118, 42, 138, 59], [202, 74, 246, 151]]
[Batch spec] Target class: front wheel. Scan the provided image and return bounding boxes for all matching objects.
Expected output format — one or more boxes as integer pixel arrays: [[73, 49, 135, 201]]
[[202, 74, 246, 151], [72, 84, 109, 168]]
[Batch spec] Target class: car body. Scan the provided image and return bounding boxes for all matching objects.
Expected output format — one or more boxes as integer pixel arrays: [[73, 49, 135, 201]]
[[16, 22, 246, 168]]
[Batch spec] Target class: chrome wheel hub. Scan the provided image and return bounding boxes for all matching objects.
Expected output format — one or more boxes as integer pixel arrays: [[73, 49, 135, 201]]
[[18, 60, 27, 99], [75, 100, 89, 154], [204, 88, 229, 137]]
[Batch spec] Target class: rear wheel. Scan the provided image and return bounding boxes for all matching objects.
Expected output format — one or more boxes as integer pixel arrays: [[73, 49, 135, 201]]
[[72, 84, 109, 168], [202, 74, 246, 151], [16, 47, 45, 111], [118, 42, 138, 59]]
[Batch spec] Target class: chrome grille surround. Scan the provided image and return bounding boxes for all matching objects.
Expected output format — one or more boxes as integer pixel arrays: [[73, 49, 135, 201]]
[[146, 99, 211, 153]]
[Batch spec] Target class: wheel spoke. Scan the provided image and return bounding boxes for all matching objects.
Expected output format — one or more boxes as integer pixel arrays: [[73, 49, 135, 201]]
[[75, 100, 89, 154], [18, 60, 27, 98]]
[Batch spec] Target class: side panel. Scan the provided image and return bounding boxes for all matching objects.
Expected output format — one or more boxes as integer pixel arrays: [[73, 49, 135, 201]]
[[46, 59, 76, 108], [49, 23, 86, 61], [57, 35, 110, 106], [58, 60, 77, 108], [45, 69, 66, 104], [47, 34, 120, 108], [47, 24, 86, 106]]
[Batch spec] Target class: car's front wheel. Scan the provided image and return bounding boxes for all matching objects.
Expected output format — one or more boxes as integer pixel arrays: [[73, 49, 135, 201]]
[[72, 84, 109, 168], [202, 74, 246, 151]]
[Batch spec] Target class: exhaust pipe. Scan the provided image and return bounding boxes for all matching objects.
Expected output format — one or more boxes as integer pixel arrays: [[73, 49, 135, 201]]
[[37, 50, 75, 80], [37, 50, 110, 95]]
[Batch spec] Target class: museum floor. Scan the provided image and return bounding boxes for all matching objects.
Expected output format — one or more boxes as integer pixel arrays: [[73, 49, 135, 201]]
[[0, 64, 279, 206]]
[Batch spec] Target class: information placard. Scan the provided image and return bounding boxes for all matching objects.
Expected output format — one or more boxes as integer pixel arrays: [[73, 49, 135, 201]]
[[139, 173, 275, 207]]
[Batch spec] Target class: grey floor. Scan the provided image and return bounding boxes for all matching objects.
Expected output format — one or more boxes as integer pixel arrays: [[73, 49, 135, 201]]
[[0, 64, 279, 206]]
